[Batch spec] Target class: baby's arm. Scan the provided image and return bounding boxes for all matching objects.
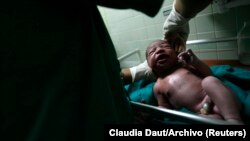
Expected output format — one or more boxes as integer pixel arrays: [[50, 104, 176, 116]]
[[178, 49, 212, 77], [154, 83, 173, 109]]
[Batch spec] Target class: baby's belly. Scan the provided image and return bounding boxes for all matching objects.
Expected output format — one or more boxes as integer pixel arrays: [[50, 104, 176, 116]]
[[171, 89, 206, 110], [168, 70, 206, 109]]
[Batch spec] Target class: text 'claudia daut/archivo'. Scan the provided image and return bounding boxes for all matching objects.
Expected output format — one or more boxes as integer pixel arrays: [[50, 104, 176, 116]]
[[108, 128, 246, 138]]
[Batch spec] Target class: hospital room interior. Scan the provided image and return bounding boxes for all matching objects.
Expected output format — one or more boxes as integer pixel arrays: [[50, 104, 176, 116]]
[[99, 0, 250, 124]]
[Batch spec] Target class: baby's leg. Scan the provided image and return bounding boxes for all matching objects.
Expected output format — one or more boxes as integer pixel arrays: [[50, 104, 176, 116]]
[[201, 76, 243, 124]]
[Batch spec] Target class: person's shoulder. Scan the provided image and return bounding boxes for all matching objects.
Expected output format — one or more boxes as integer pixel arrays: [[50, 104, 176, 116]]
[[154, 77, 170, 88], [153, 79, 162, 89], [153, 78, 171, 98], [153, 81, 162, 96]]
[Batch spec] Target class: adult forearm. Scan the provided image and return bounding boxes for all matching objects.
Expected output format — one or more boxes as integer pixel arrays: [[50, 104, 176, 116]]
[[175, 0, 213, 18]]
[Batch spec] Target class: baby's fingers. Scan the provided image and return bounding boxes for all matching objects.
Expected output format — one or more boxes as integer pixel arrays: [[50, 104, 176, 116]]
[[186, 49, 196, 63], [186, 49, 195, 56], [178, 51, 187, 59], [178, 52, 187, 65]]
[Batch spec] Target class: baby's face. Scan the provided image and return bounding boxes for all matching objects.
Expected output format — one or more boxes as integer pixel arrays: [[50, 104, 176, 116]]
[[146, 40, 178, 74]]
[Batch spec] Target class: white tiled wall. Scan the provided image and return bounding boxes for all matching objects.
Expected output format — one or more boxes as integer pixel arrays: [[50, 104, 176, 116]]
[[98, 0, 250, 68]]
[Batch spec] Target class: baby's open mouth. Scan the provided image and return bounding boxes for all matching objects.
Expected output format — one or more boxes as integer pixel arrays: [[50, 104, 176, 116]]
[[156, 54, 168, 63]]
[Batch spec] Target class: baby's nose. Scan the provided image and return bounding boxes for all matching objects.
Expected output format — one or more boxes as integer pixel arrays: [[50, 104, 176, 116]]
[[155, 47, 164, 53]]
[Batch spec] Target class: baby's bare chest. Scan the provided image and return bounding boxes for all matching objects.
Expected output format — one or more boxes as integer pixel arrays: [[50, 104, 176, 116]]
[[167, 69, 201, 86], [159, 69, 203, 100]]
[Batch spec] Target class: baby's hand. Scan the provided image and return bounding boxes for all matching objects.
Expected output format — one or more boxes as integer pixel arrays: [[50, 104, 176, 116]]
[[177, 49, 198, 65]]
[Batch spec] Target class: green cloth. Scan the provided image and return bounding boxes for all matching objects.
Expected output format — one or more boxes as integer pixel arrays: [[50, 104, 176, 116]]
[[0, 0, 164, 140]]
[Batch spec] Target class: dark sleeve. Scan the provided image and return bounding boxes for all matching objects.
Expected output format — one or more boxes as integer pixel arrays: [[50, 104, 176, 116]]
[[95, 0, 164, 17]]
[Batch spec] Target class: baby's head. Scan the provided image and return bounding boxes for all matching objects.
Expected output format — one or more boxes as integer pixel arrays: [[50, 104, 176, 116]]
[[146, 39, 179, 76]]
